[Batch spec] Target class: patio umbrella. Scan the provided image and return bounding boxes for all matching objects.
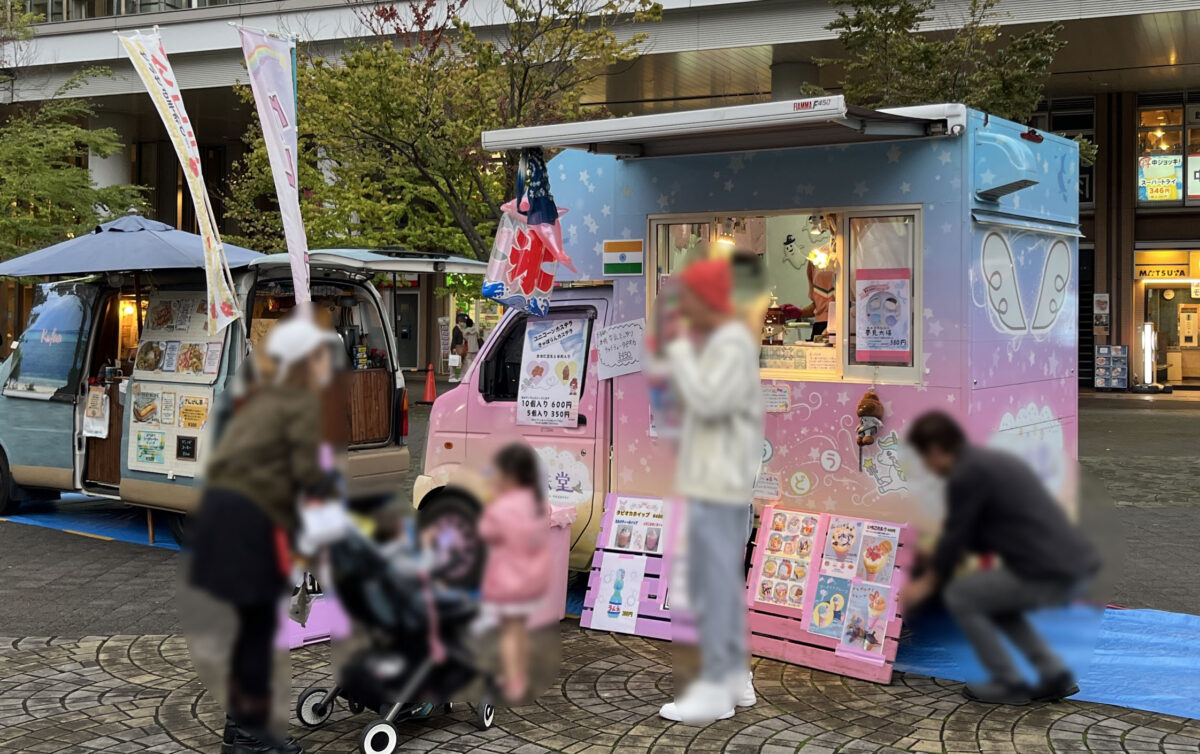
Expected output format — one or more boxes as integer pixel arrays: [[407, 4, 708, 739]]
[[0, 212, 262, 278]]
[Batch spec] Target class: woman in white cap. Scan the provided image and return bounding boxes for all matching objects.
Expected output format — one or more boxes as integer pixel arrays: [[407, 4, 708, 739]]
[[188, 316, 338, 754]]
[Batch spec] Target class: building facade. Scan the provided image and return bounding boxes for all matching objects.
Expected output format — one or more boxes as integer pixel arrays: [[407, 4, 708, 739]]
[[9, 0, 1200, 387]]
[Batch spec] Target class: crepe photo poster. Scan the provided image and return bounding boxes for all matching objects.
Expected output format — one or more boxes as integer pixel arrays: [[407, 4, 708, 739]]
[[516, 318, 588, 428], [854, 268, 911, 363]]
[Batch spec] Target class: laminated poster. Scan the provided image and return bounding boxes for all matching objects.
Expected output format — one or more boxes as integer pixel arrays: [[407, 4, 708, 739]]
[[762, 384, 790, 413], [809, 574, 852, 639], [856, 522, 900, 584], [178, 395, 210, 431], [82, 386, 109, 439], [136, 430, 166, 465], [821, 517, 864, 579], [159, 392, 177, 427], [203, 343, 223, 375], [516, 318, 588, 428], [589, 552, 645, 634], [840, 583, 890, 655], [753, 471, 781, 501], [755, 509, 818, 609], [854, 269, 911, 363], [607, 496, 666, 554]]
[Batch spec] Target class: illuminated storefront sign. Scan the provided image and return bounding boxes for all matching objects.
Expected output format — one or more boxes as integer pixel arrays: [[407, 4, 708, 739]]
[[1134, 250, 1200, 279]]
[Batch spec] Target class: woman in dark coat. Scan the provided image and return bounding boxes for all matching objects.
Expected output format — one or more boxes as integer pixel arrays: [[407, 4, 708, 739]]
[[190, 316, 338, 754]]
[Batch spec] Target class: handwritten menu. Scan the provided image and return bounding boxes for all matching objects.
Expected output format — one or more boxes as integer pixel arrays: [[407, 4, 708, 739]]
[[595, 318, 645, 380]]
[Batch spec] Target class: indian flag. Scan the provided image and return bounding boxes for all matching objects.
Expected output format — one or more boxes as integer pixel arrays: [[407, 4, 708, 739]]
[[603, 240, 644, 276]]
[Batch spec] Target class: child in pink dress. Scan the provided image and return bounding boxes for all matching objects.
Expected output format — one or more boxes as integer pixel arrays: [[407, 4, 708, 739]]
[[479, 443, 551, 702]]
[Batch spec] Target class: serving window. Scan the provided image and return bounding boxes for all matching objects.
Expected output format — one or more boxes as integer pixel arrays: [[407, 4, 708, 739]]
[[648, 206, 922, 385]]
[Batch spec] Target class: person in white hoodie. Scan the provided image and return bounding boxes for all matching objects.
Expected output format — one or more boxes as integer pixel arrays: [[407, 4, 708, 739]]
[[656, 257, 765, 725]]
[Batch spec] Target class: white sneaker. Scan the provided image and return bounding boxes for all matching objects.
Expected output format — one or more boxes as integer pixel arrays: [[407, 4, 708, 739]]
[[658, 680, 735, 725], [731, 671, 756, 707], [448, 376, 460, 383]]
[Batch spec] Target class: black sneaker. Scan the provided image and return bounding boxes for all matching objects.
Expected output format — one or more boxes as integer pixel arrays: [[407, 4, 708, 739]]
[[230, 725, 305, 754], [1031, 671, 1080, 702], [963, 679, 1032, 705]]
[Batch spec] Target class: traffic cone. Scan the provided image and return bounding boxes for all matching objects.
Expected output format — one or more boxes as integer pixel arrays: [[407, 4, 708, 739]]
[[419, 363, 437, 404]]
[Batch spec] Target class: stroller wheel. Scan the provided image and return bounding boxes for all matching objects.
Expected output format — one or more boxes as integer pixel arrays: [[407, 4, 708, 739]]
[[296, 686, 334, 728], [348, 700, 365, 715], [359, 718, 400, 754], [474, 701, 496, 730]]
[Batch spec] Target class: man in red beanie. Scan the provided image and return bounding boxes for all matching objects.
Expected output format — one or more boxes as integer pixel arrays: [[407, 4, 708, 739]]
[[656, 256, 764, 725]]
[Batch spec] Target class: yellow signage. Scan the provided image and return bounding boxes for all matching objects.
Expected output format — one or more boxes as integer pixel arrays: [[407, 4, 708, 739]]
[[1135, 250, 1200, 279]]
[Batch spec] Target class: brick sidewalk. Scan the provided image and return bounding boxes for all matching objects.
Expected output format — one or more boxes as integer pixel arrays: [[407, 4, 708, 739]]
[[1, 626, 1197, 754]]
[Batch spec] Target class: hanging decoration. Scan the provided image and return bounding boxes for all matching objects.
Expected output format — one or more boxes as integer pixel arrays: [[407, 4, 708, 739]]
[[482, 148, 575, 316]]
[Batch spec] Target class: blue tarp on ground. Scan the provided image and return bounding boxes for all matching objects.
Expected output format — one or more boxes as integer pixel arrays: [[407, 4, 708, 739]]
[[1, 494, 179, 550], [896, 605, 1200, 720]]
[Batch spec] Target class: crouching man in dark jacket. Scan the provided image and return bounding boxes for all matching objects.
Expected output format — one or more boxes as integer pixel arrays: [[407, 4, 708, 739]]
[[901, 411, 1100, 705]]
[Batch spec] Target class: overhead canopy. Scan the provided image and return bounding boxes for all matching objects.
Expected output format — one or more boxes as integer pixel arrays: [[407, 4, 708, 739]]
[[0, 214, 262, 277], [481, 97, 967, 158], [251, 248, 488, 276]]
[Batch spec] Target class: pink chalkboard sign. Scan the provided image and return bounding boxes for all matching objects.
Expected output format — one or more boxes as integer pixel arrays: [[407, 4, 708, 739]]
[[745, 504, 912, 684]]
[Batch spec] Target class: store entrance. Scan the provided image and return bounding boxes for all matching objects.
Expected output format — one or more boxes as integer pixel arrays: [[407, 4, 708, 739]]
[[1144, 283, 1200, 389]]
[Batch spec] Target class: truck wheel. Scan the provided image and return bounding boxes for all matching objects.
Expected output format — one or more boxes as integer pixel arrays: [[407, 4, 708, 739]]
[[0, 453, 19, 517], [417, 491, 483, 590]]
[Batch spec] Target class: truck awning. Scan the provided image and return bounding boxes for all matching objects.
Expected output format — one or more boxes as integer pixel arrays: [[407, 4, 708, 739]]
[[481, 97, 967, 158]]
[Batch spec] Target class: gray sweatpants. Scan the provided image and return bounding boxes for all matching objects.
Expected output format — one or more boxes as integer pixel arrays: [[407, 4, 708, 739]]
[[944, 567, 1078, 684], [687, 500, 753, 683]]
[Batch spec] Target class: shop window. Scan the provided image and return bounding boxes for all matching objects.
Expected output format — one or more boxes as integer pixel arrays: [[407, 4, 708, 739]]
[[845, 214, 918, 378], [1137, 104, 1185, 204], [3, 283, 97, 401]]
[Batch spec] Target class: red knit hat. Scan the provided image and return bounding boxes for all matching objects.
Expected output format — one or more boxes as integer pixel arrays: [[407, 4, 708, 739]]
[[679, 258, 733, 314]]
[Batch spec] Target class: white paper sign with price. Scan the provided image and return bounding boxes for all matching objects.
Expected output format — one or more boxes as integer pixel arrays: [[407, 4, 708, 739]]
[[516, 318, 588, 427], [595, 318, 645, 380]]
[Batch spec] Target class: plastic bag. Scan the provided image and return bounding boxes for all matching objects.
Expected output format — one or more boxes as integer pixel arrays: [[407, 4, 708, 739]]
[[482, 210, 558, 317]]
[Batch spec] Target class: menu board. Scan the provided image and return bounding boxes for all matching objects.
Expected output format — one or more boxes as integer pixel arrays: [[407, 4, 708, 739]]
[[606, 495, 666, 554], [1094, 345, 1128, 390], [127, 382, 214, 477], [132, 292, 226, 385], [759, 344, 839, 372], [746, 505, 905, 667], [753, 509, 819, 610]]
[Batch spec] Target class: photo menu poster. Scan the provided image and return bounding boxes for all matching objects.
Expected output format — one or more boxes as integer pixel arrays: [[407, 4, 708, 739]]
[[132, 292, 226, 385], [607, 495, 666, 554], [127, 382, 213, 477], [747, 505, 821, 616]]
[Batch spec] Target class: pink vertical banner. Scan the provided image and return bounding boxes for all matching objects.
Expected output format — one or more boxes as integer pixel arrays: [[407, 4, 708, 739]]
[[238, 27, 311, 308]]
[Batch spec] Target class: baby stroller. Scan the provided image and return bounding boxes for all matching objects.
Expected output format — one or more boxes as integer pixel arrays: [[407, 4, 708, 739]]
[[294, 527, 496, 754]]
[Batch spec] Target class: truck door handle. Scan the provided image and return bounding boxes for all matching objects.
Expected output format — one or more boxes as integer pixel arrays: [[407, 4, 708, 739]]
[[577, 415, 587, 426]]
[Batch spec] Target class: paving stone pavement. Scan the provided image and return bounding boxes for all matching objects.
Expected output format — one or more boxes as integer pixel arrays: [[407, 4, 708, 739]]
[[2, 626, 1199, 754], [0, 398, 1197, 752]]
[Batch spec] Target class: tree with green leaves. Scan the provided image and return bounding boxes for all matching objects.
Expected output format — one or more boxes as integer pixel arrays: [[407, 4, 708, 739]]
[[0, 0, 144, 260], [227, 0, 662, 265], [817, 0, 1095, 163]]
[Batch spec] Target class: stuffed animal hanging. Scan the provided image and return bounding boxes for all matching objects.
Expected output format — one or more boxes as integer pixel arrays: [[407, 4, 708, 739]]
[[855, 389, 885, 470]]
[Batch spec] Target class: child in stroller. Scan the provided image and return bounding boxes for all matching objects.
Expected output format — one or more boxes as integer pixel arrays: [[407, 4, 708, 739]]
[[294, 514, 496, 754]]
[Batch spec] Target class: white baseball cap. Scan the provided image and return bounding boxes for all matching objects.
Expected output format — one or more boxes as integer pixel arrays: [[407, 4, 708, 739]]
[[265, 317, 342, 377]]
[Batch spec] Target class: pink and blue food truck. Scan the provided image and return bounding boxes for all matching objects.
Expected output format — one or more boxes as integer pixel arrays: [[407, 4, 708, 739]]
[[415, 97, 1080, 581]]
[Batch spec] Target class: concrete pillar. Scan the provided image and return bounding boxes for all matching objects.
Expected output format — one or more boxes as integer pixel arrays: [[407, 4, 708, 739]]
[[770, 61, 820, 102], [87, 112, 136, 188]]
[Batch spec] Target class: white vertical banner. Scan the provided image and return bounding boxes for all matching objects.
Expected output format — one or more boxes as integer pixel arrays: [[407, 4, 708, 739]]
[[118, 31, 241, 336], [238, 27, 311, 307]]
